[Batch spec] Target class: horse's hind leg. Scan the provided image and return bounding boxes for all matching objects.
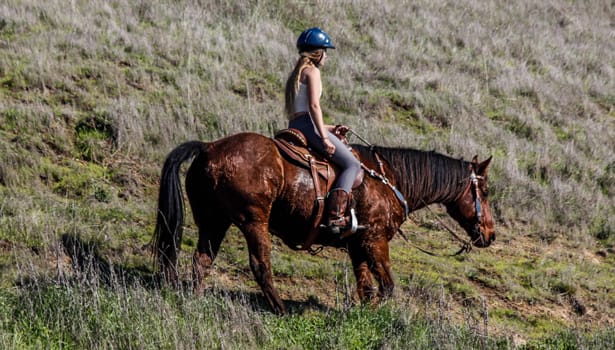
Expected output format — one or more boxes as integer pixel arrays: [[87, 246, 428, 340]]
[[186, 168, 232, 294], [241, 221, 286, 314], [191, 212, 231, 295]]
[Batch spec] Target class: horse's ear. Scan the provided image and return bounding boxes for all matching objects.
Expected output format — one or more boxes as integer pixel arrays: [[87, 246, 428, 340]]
[[469, 155, 479, 171], [478, 156, 493, 176]]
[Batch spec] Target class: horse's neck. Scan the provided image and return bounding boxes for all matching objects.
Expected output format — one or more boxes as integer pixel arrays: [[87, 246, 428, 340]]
[[406, 188, 456, 211], [391, 152, 466, 210], [355, 145, 467, 209]]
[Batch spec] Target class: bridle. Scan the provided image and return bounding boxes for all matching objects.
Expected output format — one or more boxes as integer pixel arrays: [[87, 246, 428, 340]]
[[363, 157, 487, 256], [347, 128, 488, 255], [405, 168, 487, 256], [468, 170, 486, 247]]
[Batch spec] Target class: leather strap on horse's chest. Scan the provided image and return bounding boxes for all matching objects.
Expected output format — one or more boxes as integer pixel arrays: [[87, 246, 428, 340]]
[[361, 162, 410, 220], [373, 151, 387, 178]]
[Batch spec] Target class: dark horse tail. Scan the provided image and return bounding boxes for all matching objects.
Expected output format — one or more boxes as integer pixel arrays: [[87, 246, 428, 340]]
[[152, 140, 207, 279]]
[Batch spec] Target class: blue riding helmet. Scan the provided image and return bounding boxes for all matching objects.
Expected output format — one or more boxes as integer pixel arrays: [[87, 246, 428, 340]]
[[296, 27, 336, 52]]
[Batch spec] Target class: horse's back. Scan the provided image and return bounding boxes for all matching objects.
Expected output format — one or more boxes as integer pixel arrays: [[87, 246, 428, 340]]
[[207, 132, 274, 154]]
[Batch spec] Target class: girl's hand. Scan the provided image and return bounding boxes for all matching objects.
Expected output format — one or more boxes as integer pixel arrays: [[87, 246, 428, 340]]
[[334, 125, 349, 137], [333, 125, 349, 145], [322, 138, 336, 157]]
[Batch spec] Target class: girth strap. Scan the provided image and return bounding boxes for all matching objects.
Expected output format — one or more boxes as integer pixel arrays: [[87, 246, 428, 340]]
[[272, 138, 330, 251], [273, 132, 364, 252], [301, 155, 326, 251]]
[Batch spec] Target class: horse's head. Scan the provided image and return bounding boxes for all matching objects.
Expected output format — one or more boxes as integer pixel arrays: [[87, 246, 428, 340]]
[[446, 156, 495, 248]]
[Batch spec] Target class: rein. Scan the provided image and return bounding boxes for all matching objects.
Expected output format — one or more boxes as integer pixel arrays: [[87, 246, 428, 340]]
[[401, 170, 487, 257], [348, 129, 479, 257], [411, 200, 473, 256], [407, 170, 487, 256], [397, 228, 470, 257]]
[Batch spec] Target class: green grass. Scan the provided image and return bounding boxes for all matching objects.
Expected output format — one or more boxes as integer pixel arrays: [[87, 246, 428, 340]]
[[1, 279, 612, 350]]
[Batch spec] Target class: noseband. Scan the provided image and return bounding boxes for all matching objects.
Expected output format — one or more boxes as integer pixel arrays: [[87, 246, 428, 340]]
[[469, 170, 485, 246]]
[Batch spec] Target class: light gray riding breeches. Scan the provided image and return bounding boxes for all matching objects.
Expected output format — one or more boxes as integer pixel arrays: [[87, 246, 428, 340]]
[[288, 115, 362, 193]]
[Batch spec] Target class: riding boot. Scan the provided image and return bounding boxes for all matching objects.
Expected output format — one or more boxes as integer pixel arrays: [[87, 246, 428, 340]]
[[324, 188, 350, 235]]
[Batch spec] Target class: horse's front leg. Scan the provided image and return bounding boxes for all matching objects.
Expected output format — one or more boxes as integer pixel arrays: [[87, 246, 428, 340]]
[[348, 237, 395, 303], [367, 238, 395, 299], [348, 242, 378, 303], [241, 221, 286, 314]]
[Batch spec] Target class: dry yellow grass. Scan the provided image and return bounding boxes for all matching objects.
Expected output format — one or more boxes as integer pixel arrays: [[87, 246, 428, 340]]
[[1, 0, 614, 348]]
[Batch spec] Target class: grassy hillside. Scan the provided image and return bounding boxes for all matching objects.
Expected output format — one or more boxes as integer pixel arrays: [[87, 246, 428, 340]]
[[0, 0, 613, 348]]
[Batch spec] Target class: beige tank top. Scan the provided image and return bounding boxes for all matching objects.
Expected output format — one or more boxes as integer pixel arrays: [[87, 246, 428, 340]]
[[291, 81, 322, 119], [293, 83, 310, 115]]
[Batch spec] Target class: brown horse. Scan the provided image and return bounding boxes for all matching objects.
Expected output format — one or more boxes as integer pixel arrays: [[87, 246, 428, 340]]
[[152, 132, 495, 314]]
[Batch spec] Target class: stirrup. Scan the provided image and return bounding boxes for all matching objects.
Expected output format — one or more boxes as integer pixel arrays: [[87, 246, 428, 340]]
[[319, 221, 347, 235], [340, 208, 367, 238], [319, 209, 365, 238]]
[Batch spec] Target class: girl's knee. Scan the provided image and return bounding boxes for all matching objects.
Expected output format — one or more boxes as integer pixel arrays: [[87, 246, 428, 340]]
[[350, 158, 362, 173]]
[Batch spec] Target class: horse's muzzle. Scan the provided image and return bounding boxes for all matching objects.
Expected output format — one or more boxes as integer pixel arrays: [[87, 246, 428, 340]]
[[472, 228, 495, 248]]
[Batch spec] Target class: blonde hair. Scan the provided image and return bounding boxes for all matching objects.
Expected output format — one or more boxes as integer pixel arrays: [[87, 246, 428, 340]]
[[284, 49, 324, 117]]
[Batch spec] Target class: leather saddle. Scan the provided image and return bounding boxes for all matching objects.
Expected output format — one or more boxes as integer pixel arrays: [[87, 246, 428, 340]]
[[272, 128, 364, 252], [273, 128, 363, 192]]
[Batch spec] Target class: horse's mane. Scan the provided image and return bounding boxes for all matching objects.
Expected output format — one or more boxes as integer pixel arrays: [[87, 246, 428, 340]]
[[353, 144, 470, 209]]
